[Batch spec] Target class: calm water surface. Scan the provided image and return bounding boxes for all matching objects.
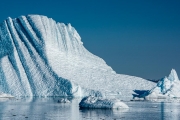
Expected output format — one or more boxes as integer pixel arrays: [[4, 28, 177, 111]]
[[0, 97, 179, 120]]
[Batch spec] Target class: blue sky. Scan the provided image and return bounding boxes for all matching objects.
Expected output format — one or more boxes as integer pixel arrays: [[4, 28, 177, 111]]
[[0, 0, 180, 79]]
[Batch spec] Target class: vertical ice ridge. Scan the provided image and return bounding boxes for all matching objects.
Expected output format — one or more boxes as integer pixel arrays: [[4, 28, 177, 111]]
[[17, 16, 75, 95], [13, 18, 65, 96], [18, 16, 47, 63], [57, 23, 68, 52], [20, 16, 77, 96], [6, 17, 36, 96], [51, 20, 67, 53], [18, 15, 78, 96], [13, 19, 50, 91], [18, 16, 58, 93], [5, 20, 26, 94], [14, 22, 52, 96], [2, 56, 23, 96], [5, 20, 32, 96], [66, 24, 82, 55], [0, 59, 9, 93], [11, 44, 32, 96], [0, 21, 12, 94], [19, 16, 42, 47], [5, 20, 33, 96], [12, 18, 42, 92], [14, 19, 47, 80], [54, 23, 64, 52], [63, 24, 75, 54], [2, 20, 26, 96], [26, 15, 45, 45], [7, 54, 26, 93], [0, 21, 13, 59]]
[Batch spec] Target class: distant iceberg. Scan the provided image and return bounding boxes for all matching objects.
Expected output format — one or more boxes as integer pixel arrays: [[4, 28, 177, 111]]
[[0, 15, 155, 99], [79, 96, 129, 109], [133, 69, 180, 100]]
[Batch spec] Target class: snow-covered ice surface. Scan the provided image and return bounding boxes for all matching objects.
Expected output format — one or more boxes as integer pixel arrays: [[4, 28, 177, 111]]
[[133, 69, 180, 100], [79, 96, 129, 109], [0, 15, 155, 99]]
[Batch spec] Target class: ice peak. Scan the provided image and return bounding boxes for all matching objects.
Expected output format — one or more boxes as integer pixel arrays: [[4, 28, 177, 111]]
[[167, 69, 179, 81], [67, 23, 72, 28]]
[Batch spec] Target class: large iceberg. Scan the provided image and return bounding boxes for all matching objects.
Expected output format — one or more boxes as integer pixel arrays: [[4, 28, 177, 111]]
[[0, 15, 155, 99], [133, 69, 180, 100]]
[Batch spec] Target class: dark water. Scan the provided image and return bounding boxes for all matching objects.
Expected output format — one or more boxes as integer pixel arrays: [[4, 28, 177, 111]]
[[0, 97, 180, 120]]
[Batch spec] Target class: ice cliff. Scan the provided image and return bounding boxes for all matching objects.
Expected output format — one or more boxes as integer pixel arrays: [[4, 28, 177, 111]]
[[0, 15, 155, 99]]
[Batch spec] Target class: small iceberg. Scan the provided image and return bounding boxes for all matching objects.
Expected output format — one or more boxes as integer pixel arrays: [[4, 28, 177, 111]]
[[133, 69, 180, 100], [0, 93, 14, 98], [79, 96, 129, 109]]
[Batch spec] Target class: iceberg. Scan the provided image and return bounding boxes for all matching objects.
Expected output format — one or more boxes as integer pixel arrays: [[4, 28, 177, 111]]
[[79, 96, 129, 109], [0, 15, 155, 99], [133, 69, 180, 100]]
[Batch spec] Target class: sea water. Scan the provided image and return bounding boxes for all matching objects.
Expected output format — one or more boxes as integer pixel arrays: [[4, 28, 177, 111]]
[[0, 97, 179, 120]]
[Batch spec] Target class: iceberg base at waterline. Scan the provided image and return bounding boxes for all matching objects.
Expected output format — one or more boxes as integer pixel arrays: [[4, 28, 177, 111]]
[[0, 92, 14, 98], [0, 92, 14, 101], [79, 96, 129, 109]]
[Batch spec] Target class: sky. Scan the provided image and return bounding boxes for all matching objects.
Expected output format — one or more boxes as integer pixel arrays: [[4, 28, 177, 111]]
[[0, 0, 180, 79]]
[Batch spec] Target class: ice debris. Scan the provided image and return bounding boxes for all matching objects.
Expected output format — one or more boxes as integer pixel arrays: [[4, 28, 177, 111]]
[[57, 98, 70, 103]]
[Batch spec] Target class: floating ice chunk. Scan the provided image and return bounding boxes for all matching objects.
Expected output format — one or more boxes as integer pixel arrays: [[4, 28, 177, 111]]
[[57, 98, 70, 103], [79, 96, 129, 109], [0, 92, 14, 98]]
